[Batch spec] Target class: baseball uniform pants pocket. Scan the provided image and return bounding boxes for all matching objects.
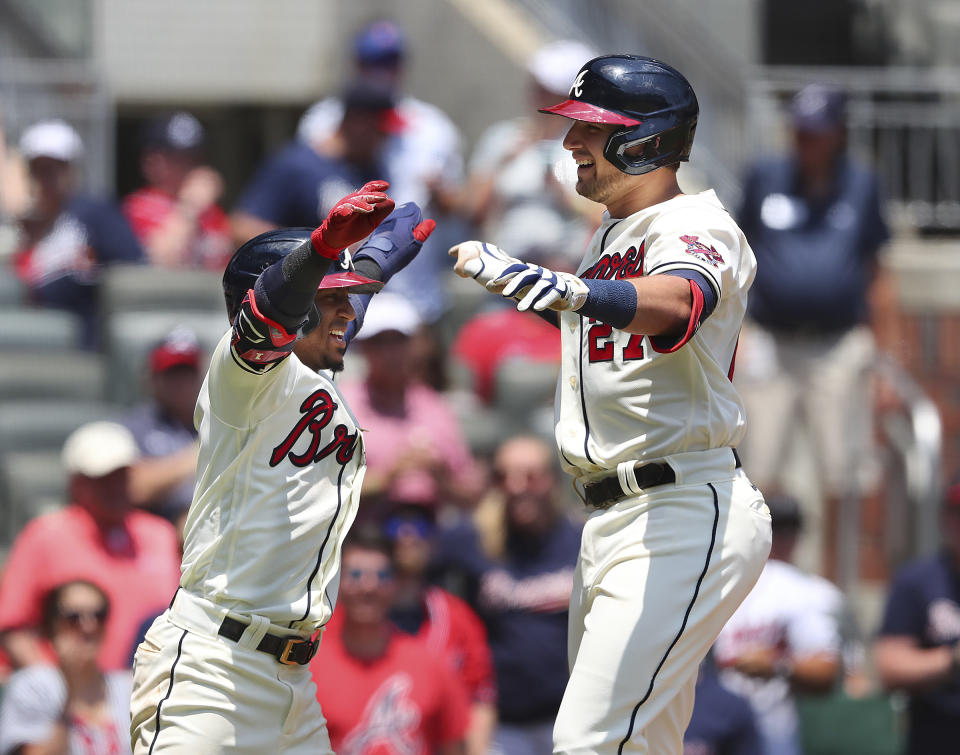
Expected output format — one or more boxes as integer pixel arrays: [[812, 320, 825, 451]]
[[555, 479, 770, 754], [131, 618, 331, 754]]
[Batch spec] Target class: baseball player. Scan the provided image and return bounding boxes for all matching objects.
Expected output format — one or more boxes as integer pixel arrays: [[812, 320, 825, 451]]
[[129, 180, 435, 754], [450, 55, 772, 754]]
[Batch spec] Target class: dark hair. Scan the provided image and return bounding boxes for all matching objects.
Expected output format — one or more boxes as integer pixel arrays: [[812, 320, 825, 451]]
[[40, 580, 110, 637], [342, 524, 393, 560]]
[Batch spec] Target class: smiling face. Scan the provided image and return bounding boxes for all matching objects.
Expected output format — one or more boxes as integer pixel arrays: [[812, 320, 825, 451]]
[[292, 288, 356, 372], [562, 120, 638, 207]]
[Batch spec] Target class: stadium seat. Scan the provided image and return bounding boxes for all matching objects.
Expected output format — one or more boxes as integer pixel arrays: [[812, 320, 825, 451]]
[[0, 307, 82, 351], [0, 449, 67, 547], [0, 398, 117, 455], [100, 264, 224, 315], [797, 691, 904, 755], [0, 350, 106, 400], [103, 309, 228, 406], [0, 274, 25, 307]]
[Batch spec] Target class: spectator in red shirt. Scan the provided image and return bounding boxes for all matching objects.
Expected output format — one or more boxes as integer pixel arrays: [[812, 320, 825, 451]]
[[385, 504, 497, 755], [0, 422, 181, 671], [340, 292, 480, 518], [312, 529, 469, 755], [122, 111, 231, 271]]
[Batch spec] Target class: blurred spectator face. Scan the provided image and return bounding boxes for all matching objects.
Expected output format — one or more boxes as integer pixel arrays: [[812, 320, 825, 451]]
[[44, 581, 109, 667], [339, 545, 395, 626], [386, 507, 435, 578], [339, 107, 394, 166], [19, 120, 82, 217], [353, 20, 406, 90], [361, 330, 414, 389], [73, 467, 133, 527], [293, 289, 356, 373], [789, 84, 847, 178], [28, 157, 74, 215], [493, 436, 557, 534], [148, 327, 203, 426], [140, 112, 206, 195], [62, 421, 139, 528], [793, 127, 845, 177]]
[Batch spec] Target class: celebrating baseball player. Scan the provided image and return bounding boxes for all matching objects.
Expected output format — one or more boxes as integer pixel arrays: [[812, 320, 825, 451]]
[[450, 55, 772, 754], [129, 180, 435, 753]]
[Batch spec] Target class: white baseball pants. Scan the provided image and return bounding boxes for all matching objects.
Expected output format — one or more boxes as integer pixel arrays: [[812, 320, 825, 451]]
[[554, 448, 772, 754], [130, 589, 332, 754]]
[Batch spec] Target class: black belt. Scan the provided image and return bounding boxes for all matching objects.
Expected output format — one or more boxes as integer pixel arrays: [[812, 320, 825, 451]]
[[583, 449, 742, 509], [217, 616, 319, 666]]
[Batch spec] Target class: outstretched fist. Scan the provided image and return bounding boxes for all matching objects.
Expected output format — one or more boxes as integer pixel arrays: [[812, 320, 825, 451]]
[[354, 202, 436, 280], [311, 180, 395, 259]]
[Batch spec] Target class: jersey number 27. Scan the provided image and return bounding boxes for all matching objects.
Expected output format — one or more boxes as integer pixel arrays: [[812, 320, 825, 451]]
[[588, 320, 645, 363]]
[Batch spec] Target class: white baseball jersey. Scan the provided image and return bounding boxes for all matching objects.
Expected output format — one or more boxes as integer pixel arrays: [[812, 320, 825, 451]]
[[712, 559, 843, 755], [178, 330, 365, 632], [556, 189, 756, 478]]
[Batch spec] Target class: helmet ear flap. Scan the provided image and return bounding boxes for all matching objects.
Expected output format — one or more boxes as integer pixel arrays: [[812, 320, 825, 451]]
[[602, 119, 698, 175]]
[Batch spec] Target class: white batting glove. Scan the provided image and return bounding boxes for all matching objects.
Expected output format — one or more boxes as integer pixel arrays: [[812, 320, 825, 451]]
[[498, 265, 590, 313], [448, 241, 524, 294]]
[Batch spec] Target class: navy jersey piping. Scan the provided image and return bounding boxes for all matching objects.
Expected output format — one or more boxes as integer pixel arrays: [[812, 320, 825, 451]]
[[147, 628, 188, 755], [290, 450, 350, 626], [617, 483, 720, 754]]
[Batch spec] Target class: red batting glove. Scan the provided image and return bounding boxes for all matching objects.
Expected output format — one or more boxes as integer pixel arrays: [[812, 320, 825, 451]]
[[310, 180, 396, 259]]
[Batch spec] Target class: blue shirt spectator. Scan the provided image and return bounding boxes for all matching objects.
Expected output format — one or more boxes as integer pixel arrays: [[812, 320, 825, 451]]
[[684, 664, 762, 755], [230, 81, 397, 246], [875, 499, 960, 755], [14, 121, 143, 348], [738, 154, 889, 332]]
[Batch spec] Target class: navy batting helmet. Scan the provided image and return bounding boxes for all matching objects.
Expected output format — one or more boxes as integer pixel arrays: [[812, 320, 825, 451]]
[[222, 228, 382, 322], [540, 54, 698, 175]]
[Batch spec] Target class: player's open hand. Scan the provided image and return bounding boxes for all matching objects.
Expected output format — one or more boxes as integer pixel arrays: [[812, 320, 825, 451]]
[[448, 240, 523, 294], [497, 264, 590, 313], [353, 202, 436, 280], [311, 180, 395, 259]]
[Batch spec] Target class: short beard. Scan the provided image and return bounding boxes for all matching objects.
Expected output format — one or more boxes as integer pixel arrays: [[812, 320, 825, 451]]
[[577, 164, 626, 205]]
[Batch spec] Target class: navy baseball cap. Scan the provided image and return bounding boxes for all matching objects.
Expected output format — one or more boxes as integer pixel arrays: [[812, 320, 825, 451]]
[[353, 20, 405, 66], [790, 84, 847, 132], [141, 111, 205, 153]]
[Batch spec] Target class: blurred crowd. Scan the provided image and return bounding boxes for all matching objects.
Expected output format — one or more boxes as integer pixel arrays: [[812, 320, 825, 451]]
[[0, 17, 957, 755]]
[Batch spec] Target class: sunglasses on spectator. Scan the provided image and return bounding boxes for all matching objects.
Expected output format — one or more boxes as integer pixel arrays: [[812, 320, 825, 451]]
[[383, 515, 434, 540], [343, 567, 393, 585], [59, 608, 109, 627]]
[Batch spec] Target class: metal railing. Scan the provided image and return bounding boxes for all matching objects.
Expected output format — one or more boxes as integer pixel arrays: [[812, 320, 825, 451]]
[[748, 66, 960, 232]]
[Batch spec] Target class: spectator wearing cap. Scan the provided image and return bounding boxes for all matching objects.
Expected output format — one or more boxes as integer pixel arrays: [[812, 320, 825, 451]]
[[464, 39, 600, 269], [713, 495, 844, 755], [297, 19, 466, 323], [122, 111, 232, 271], [12, 120, 143, 348], [733, 83, 897, 578], [383, 504, 498, 755], [122, 325, 203, 525], [874, 480, 960, 755], [0, 422, 181, 671], [231, 80, 399, 246], [338, 292, 480, 519], [0, 580, 134, 755]]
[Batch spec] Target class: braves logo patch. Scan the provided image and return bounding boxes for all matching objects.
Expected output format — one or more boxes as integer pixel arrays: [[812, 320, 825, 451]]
[[680, 235, 723, 267]]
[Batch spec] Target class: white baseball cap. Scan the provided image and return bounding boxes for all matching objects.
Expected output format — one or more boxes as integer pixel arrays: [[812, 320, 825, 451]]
[[528, 40, 597, 96], [62, 421, 139, 478], [356, 292, 421, 340], [19, 119, 84, 163]]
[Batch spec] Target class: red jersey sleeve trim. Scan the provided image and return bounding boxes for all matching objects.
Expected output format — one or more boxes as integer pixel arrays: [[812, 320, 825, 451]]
[[650, 279, 705, 354]]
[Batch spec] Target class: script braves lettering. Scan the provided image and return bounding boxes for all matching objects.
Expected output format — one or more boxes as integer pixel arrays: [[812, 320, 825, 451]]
[[270, 389, 356, 467]]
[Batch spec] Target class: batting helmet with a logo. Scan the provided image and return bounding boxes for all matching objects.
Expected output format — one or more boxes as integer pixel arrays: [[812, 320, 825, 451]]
[[540, 54, 698, 175]]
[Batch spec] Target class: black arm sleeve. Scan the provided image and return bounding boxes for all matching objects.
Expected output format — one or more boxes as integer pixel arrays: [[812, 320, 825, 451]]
[[533, 309, 560, 329]]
